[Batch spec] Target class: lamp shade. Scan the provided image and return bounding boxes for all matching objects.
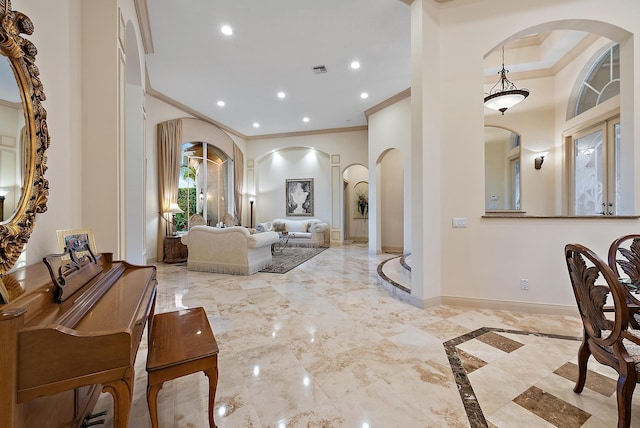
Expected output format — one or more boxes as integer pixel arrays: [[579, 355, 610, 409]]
[[166, 202, 184, 214], [484, 89, 529, 113], [484, 47, 529, 115]]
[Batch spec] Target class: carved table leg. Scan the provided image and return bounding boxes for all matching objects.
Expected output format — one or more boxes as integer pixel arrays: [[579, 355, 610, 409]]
[[147, 382, 164, 428], [102, 378, 132, 428], [204, 364, 219, 428]]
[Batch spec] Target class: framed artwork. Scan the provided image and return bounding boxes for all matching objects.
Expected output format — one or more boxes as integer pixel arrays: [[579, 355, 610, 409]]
[[286, 178, 313, 216], [353, 181, 369, 219], [56, 228, 97, 258]]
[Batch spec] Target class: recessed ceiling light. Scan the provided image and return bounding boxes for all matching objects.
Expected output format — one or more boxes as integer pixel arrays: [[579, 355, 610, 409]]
[[350, 61, 361, 69], [360, 92, 369, 99], [217, 100, 225, 107], [303, 117, 310, 123], [253, 122, 260, 128], [277, 91, 286, 99], [220, 25, 233, 36]]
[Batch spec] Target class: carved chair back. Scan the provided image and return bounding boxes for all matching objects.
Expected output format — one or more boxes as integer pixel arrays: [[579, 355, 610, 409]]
[[607, 234, 640, 328], [566, 243, 627, 346], [565, 242, 640, 428]]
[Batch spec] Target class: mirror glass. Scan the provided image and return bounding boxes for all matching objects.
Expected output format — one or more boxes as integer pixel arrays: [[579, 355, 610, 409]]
[[0, 2, 50, 290], [0, 56, 24, 223], [485, 126, 521, 211]]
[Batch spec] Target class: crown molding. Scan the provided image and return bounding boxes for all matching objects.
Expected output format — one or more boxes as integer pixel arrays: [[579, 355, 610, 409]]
[[0, 99, 21, 109], [365, 88, 411, 120], [485, 32, 600, 84], [246, 126, 368, 141], [134, 0, 154, 54]]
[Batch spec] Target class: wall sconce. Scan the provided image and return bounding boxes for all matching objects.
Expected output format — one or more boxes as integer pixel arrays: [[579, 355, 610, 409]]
[[534, 152, 548, 170], [199, 189, 204, 201]]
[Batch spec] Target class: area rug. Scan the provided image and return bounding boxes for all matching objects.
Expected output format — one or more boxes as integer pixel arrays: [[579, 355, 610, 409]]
[[260, 246, 327, 274]]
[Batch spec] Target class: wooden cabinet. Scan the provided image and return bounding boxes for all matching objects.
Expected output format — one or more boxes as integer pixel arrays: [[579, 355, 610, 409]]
[[164, 236, 188, 263]]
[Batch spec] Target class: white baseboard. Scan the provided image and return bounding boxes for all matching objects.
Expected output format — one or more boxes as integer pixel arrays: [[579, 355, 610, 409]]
[[440, 296, 579, 316]]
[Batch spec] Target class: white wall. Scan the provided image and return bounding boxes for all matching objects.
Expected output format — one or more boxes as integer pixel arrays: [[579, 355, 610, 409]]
[[368, 96, 412, 254], [16, 0, 83, 268], [248, 130, 368, 237], [380, 149, 404, 252], [428, 0, 640, 311], [255, 148, 330, 223]]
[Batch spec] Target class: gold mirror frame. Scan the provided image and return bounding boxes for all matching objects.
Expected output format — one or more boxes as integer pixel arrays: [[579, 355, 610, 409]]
[[0, 0, 49, 275]]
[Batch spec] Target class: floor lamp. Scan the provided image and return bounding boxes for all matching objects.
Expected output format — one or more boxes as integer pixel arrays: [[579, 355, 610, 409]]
[[249, 197, 254, 228]]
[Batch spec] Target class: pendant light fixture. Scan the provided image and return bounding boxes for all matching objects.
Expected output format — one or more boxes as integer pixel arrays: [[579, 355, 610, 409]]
[[484, 47, 529, 115]]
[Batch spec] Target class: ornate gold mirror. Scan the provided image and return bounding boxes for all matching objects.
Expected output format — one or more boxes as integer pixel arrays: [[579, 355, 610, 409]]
[[0, 0, 50, 300]]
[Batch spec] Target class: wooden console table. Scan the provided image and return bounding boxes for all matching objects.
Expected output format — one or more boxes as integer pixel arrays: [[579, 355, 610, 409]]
[[163, 236, 187, 263]]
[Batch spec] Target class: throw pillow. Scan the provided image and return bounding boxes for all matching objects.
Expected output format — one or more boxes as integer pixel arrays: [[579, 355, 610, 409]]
[[306, 221, 318, 232], [287, 221, 307, 233], [273, 222, 286, 232]]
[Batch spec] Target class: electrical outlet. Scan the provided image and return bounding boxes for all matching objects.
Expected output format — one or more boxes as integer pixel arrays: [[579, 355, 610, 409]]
[[520, 279, 529, 290]]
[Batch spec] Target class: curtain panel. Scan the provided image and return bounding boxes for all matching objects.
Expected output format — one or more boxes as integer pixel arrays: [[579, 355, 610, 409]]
[[157, 119, 183, 260]]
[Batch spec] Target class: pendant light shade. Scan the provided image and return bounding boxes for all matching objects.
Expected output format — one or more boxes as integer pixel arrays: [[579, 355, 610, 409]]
[[484, 47, 529, 115]]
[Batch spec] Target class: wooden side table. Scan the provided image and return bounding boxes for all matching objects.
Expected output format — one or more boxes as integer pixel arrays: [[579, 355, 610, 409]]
[[146, 307, 219, 428], [163, 235, 187, 263]]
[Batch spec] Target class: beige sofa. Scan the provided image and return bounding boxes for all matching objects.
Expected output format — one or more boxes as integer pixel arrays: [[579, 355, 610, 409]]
[[256, 218, 329, 247], [180, 226, 279, 275]]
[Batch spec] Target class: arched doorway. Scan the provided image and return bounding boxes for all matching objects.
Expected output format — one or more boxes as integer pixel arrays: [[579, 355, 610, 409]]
[[343, 164, 369, 243]]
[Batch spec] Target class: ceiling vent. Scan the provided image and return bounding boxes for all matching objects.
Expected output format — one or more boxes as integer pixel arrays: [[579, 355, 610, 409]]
[[312, 65, 327, 74]]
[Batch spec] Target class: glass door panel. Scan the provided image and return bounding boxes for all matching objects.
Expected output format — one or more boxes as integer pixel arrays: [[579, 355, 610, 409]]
[[574, 129, 604, 215]]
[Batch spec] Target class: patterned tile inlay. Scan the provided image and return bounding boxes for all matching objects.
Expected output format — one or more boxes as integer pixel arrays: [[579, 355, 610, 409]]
[[476, 331, 524, 353], [444, 328, 583, 428], [553, 362, 617, 397], [457, 349, 488, 374], [513, 386, 591, 428]]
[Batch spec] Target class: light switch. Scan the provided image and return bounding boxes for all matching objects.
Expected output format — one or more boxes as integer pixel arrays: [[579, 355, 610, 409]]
[[452, 217, 468, 228]]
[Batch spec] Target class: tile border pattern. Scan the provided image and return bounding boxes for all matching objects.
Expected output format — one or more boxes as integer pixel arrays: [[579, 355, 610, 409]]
[[376, 256, 410, 293], [443, 327, 582, 428]]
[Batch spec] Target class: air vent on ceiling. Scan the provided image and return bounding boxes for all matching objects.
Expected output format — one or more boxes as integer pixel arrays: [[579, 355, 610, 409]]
[[312, 65, 327, 74]]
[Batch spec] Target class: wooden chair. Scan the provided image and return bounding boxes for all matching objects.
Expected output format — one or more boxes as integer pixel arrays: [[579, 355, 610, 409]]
[[565, 243, 640, 428], [608, 234, 640, 329]]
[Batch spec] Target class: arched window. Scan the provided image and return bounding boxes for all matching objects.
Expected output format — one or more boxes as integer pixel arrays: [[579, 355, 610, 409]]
[[177, 142, 234, 230], [569, 44, 619, 119], [565, 43, 624, 215]]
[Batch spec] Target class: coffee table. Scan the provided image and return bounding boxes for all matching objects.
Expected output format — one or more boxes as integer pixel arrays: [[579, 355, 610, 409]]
[[272, 232, 295, 254]]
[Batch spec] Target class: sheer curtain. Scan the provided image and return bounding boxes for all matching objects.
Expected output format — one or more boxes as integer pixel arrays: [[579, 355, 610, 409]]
[[157, 119, 182, 260], [233, 143, 244, 225]]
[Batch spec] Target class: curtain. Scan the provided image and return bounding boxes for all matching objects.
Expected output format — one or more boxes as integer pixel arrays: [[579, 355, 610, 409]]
[[233, 143, 244, 226], [157, 119, 183, 260]]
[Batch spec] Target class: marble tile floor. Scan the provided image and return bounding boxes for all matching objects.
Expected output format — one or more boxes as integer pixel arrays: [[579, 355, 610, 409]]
[[92, 244, 639, 427]]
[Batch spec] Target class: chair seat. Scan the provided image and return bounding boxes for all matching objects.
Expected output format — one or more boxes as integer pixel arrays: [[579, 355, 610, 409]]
[[602, 329, 640, 370]]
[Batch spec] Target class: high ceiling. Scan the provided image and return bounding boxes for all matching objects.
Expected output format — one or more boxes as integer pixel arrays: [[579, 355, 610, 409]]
[[142, 1, 595, 138], [144, 0, 411, 138]]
